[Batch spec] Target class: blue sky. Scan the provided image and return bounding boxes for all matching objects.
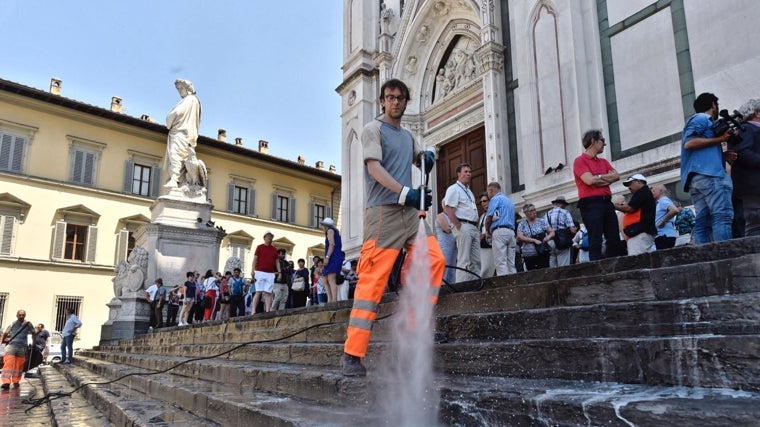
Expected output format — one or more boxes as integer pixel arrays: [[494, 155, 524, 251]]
[[0, 1, 344, 171]]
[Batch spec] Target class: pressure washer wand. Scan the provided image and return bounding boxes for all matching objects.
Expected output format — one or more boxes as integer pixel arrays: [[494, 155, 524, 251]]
[[418, 150, 431, 219]]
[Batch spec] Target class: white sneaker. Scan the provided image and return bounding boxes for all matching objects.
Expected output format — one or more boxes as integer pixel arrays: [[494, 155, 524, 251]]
[[178, 322, 185, 327]]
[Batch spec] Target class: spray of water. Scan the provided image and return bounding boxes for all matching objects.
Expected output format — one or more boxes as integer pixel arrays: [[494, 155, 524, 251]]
[[384, 219, 440, 426]]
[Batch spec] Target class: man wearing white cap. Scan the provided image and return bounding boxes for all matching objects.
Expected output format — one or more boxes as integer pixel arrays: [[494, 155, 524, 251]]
[[615, 174, 656, 255]]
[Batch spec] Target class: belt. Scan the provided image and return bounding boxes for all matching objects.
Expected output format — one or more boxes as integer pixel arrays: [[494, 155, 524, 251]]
[[579, 196, 611, 202], [492, 225, 514, 232], [457, 218, 478, 226]]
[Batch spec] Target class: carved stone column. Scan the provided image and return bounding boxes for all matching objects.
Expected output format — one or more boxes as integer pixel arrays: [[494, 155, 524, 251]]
[[476, 41, 511, 190]]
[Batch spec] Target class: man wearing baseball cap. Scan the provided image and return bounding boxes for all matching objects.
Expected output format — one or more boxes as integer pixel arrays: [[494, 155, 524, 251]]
[[615, 174, 656, 255]]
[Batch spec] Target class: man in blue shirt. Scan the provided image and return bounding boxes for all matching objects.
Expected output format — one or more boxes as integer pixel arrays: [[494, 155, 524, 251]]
[[680, 92, 733, 244], [651, 184, 680, 249], [484, 182, 517, 276], [61, 308, 82, 364]]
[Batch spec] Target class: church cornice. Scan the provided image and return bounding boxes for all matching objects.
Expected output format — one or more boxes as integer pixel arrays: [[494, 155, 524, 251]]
[[335, 68, 378, 95]]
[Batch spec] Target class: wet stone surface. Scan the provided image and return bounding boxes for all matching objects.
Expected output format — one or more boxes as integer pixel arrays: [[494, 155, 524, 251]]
[[0, 370, 53, 426], [40, 237, 760, 425]]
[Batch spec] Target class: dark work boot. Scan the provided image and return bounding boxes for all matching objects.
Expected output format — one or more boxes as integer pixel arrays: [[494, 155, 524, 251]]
[[341, 353, 367, 377]]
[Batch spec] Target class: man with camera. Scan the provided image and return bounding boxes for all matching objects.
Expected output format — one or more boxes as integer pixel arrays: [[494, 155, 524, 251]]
[[680, 93, 734, 244]]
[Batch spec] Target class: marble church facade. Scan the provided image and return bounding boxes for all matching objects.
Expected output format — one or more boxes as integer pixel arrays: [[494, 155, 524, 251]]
[[337, 0, 760, 259]]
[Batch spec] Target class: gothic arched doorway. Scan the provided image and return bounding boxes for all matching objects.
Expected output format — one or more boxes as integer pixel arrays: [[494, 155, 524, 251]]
[[435, 126, 487, 213]]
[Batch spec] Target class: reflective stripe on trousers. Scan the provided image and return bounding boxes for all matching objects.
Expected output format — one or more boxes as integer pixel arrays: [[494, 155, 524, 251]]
[[1, 352, 26, 384], [344, 234, 445, 358]]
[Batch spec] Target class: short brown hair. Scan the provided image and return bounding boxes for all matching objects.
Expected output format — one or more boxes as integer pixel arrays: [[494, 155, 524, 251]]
[[455, 163, 471, 173]]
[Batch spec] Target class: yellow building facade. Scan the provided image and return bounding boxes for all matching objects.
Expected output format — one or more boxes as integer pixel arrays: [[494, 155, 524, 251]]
[[0, 78, 341, 349]]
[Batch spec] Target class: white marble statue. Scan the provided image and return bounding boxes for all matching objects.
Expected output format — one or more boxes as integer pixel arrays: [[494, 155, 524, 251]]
[[179, 151, 207, 189], [163, 79, 202, 190], [224, 256, 244, 276], [112, 247, 149, 297]]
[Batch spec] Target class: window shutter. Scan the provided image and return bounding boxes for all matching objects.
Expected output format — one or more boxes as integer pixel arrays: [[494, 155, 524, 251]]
[[271, 192, 278, 220], [227, 183, 235, 212], [116, 229, 129, 263], [326, 206, 333, 219], [72, 150, 84, 183], [248, 188, 256, 217], [289, 197, 296, 223], [205, 176, 211, 195], [235, 245, 247, 268], [83, 152, 95, 185], [309, 201, 315, 227], [52, 221, 66, 259], [85, 226, 98, 263], [10, 136, 24, 172], [0, 134, 11, 170], [150, 166, 161, 197], [0, 215, 15, 255], [123, 160, 134, 193]]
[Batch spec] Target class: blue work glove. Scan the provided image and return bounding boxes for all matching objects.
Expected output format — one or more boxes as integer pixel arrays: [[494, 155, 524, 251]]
[[398, 186, 432, 210], [415, 149, 436, 175]]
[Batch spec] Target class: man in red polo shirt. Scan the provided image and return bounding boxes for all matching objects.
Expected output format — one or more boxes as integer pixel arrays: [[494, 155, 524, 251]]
[[573, 129, 625, 261], [252, 231, 281, 313]]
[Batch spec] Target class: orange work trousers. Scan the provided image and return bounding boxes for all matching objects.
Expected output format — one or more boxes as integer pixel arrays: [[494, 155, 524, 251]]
[[344, 205, 445, 358], [1, 351, 27, 385]]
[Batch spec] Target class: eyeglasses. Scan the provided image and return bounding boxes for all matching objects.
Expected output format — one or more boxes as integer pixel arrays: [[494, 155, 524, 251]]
[[384, 95, 407, 103], [480, 200, 489, 204]]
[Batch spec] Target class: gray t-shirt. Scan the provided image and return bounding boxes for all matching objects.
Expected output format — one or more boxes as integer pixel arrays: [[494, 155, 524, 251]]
[[4, 321, 34, 349], [362, 119, 422, 208]]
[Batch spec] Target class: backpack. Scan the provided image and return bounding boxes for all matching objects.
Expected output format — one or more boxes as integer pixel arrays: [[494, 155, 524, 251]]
[[231, 277, 244, 296]]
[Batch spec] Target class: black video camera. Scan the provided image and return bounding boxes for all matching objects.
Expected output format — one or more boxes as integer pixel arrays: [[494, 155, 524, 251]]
[[712, 109, 745, 139]]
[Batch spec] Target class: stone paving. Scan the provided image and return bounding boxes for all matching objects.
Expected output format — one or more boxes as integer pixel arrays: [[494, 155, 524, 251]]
[[0, 370, 53, 426]]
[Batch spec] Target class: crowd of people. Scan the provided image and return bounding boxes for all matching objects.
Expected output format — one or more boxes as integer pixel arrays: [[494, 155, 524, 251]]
[[142, 81, 760, 380], [144, 226, 360, 329], [338, 80, 760, 378]]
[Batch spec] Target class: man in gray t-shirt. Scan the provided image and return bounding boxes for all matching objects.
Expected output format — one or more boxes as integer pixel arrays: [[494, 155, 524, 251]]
[[2, 309, 35, 389], [342, 78, 446, 377]]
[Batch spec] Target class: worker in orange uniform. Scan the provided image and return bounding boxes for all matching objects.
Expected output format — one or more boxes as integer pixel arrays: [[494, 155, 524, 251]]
[[342, 78, 445, 376]]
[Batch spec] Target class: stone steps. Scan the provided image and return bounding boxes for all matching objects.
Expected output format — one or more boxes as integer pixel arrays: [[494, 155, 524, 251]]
[[56, 357, 386, 426], [54, 354, 760, 427], [95, 251, 760, 354], [437, 292, 760, 340], [54, 236, 760, 425], [86, 330, 760, 391], [439, 375, 760, 427], [53, 362, 227, 426], [38, 365, 116, 427], [436, 334, 760, 390]]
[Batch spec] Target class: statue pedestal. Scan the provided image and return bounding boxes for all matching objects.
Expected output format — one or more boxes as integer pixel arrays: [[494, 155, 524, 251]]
[[99, 295, 151, 346], [138, 196, 226, 290], [99, 196, 225, 346]]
